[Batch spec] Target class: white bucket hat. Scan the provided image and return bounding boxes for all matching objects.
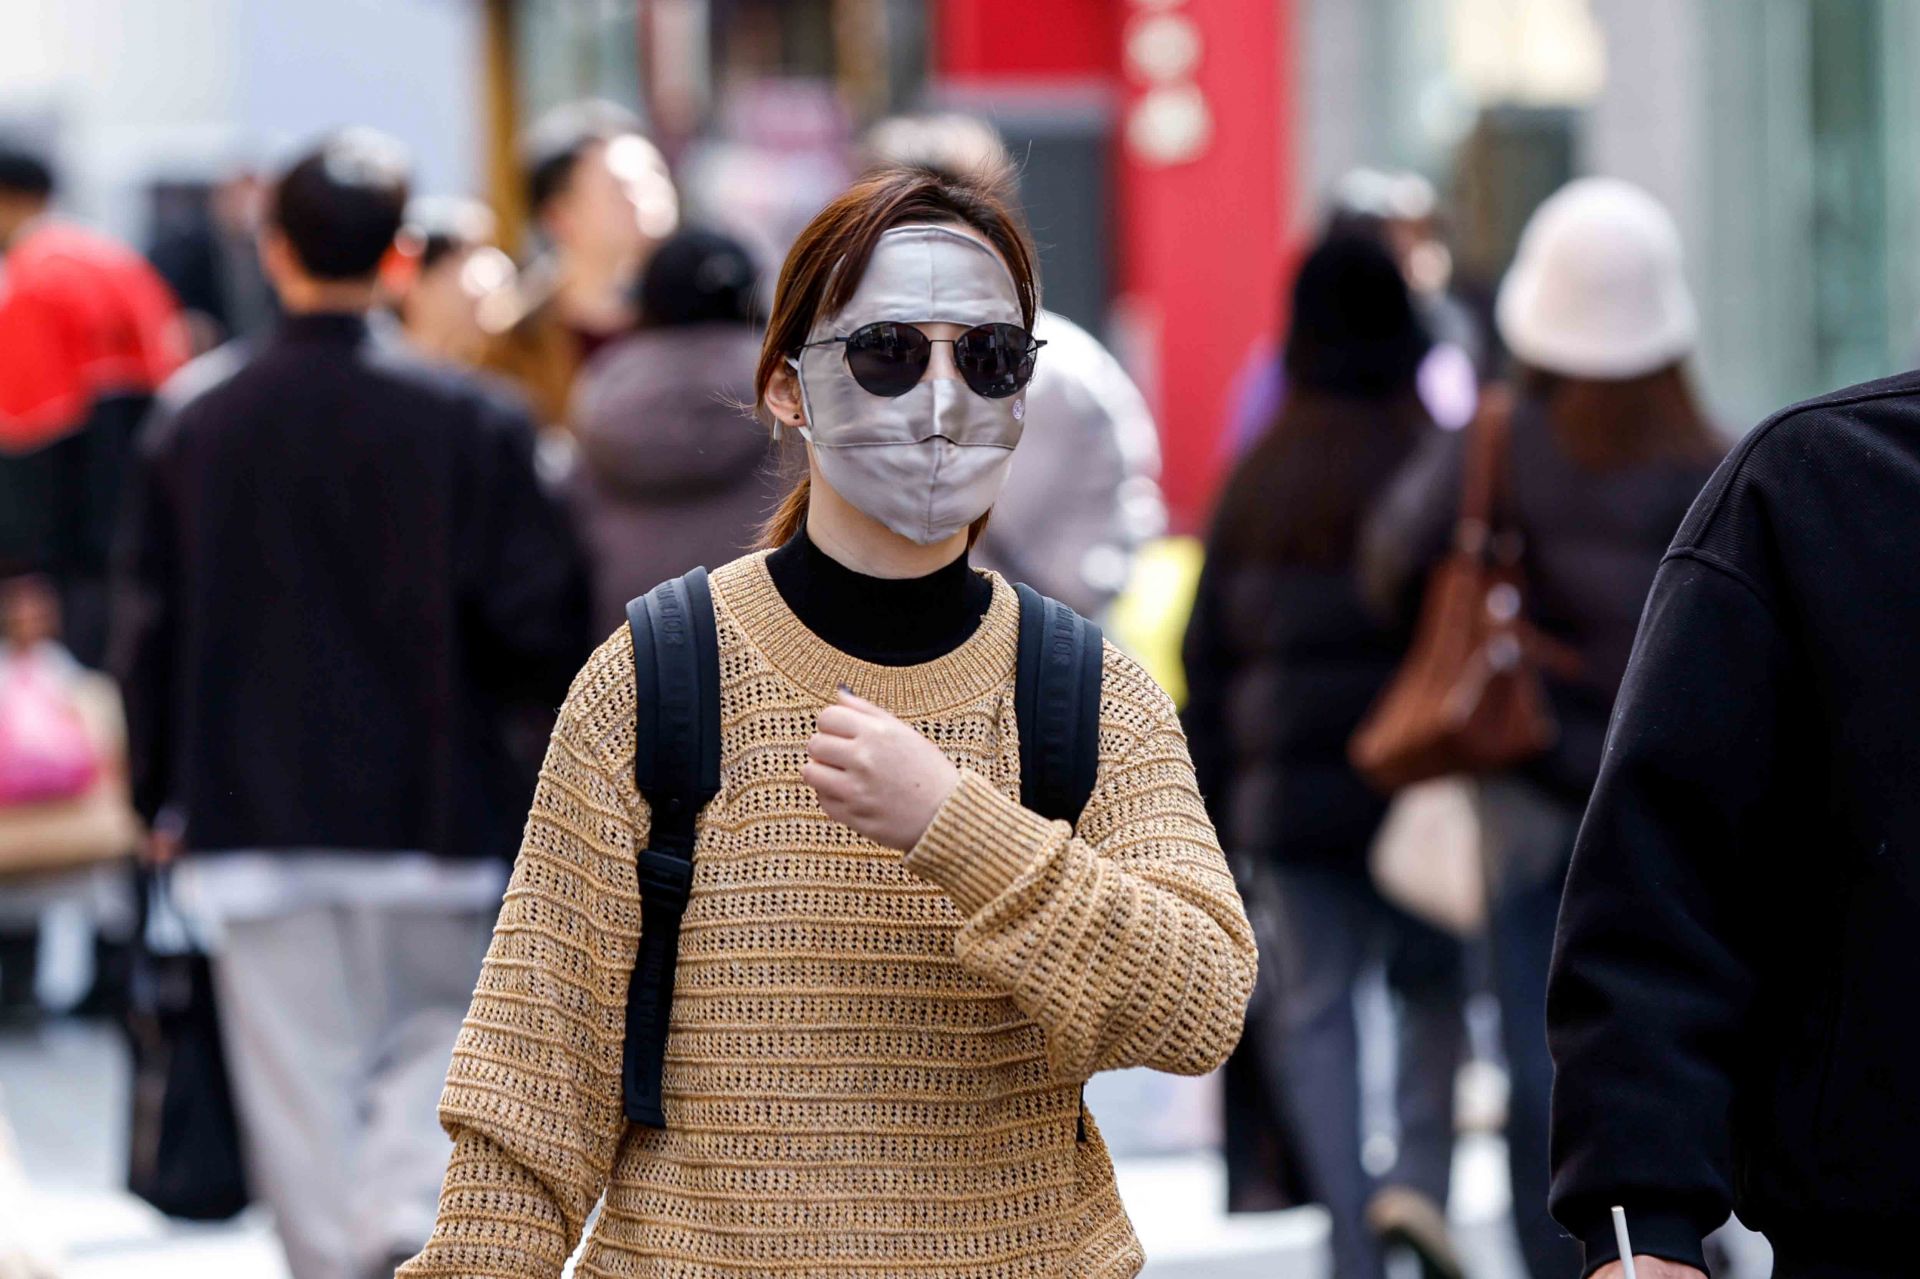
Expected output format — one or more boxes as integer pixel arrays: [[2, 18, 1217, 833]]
[[1496, 177, 1698, 380]]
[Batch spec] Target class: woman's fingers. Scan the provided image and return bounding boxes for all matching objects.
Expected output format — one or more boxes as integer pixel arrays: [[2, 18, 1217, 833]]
[[806, 732, 861, 769], [815, 705, 868, 740], [801, 760, 853, 800]]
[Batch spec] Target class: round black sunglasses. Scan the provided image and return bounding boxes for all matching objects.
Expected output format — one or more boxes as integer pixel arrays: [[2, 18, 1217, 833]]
[[801, 321, 1045, 399]]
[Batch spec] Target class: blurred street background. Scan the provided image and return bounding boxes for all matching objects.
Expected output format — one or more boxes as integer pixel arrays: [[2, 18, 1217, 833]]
[[1, 1, 1910, 1277]]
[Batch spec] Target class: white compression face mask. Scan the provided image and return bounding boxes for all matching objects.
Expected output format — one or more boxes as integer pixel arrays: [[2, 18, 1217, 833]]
[[791, 224, 1028, 545]]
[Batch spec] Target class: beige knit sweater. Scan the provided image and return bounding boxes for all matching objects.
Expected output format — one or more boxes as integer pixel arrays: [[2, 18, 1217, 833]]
[[399, 554, 1256, 1279]]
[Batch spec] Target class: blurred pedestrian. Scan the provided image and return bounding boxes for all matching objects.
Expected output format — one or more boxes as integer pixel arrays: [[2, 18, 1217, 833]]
[[569, 226, 779, 635], [0, 574, 139, 1020], [112, 129, 589, 1279], [0, 141, 187, 667], [402, 166, 1254, 1278], [862, 113, 1166, 619], [389, 196, 514, 368], [1364, 177, 1723, 1279], [148, 167, 277, 352], [1186, 236, 1463, 1279], [483, 101, 678, 429], [1224, 170, 1484, 463]]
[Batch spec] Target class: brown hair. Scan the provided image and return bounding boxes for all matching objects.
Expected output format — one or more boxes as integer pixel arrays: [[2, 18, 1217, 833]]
[[1519, 362, 1723, 471], [1210, 390, 1430, 568], [753, 165, 1040, 549]]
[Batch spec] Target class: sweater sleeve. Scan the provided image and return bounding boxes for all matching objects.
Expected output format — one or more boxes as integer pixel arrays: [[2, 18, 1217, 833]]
[[401, 666, 647, 1278], [903, 651, 1257, 1083], [1547, 554, 1794, 1275]]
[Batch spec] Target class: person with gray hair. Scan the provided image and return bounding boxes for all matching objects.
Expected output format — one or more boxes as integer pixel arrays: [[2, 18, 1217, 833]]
[[859, 113, 1166, 619]]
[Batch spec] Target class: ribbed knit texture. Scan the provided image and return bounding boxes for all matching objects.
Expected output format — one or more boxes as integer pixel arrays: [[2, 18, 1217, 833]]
[[399, 553, 1256, 1278]]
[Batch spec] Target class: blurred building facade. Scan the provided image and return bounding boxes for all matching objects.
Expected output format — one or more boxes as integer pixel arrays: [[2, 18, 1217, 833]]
[[6, 0, 1920, 522]]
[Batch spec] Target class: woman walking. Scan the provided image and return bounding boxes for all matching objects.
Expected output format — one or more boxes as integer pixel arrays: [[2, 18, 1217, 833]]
[[400, 165, 1255, 1279], [1365, 177, 1724, 1278], [1184, 235, 1464, 1279]]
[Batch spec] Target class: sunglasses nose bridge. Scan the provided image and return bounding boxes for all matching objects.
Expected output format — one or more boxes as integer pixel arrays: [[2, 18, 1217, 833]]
[[923, 337, 963, 385]]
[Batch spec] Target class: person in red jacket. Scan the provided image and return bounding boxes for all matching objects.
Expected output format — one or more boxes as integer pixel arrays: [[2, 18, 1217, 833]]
[[0, 142, 187, 665]]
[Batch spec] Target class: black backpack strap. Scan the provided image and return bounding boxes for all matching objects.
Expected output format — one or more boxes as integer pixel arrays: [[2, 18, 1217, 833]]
[[1013, 583, 1104, 826], [1012, 583, 1105, 1142], [621, 567, 720, 1129]]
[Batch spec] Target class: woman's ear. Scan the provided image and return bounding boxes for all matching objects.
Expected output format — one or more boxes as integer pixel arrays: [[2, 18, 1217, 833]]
[[764, 360, 806, 429]]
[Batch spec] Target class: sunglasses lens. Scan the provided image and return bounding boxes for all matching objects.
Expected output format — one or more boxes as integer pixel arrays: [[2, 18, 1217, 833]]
[[954, 323, 1037, 399], [843, 323, 931, 397]]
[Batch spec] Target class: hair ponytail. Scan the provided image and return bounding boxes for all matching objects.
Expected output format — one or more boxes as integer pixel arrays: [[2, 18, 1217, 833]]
[[758, 472, 811, 550]]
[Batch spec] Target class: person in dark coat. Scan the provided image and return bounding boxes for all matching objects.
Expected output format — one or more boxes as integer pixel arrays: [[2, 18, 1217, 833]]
[[1363, 179, 1723, 1279], [1546, 379, 1920, 1279], [568, 226, 781, 634], [112, 129, 589, 1279], [1184, 236, 1464, 1279]]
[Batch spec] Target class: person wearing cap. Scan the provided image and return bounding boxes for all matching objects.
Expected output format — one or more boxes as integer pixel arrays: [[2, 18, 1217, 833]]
[[1187, 234, 1464, 1279], [1363, 177, 1723, 1279], [483, 101, 679, 430], [567, 226, 781, 634]]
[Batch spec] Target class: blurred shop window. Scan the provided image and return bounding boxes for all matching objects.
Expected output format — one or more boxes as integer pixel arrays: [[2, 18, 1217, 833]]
[[1451, 105, 1576, 298], [1440, 0, 1597, 293], [516, 0, 644, 121], [1807, 0, 1888, 392], [1447, 0, 1605, 107]]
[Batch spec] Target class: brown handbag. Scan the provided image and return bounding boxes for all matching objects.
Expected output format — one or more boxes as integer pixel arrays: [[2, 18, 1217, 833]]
[[1350, 389, 1565, 792]]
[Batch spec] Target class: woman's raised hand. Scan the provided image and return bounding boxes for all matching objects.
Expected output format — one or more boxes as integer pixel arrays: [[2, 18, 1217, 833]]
[[804, 689, 960, 851]]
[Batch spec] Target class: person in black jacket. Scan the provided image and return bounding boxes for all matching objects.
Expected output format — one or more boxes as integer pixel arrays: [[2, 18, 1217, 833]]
[[112, 130, 589, 1279], [1364, 178, 1723, 1279], [1546, 367, 1920, 1279], [1185, 236, 1464, 1279]]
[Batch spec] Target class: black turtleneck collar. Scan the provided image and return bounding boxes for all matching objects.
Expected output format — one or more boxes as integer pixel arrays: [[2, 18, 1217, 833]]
[[276, 311, 371, 345], [766, 528, 992, 667]]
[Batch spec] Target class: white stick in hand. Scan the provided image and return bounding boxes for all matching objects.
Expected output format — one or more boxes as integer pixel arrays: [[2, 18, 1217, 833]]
[[1611, 1206, 1637, 1279]]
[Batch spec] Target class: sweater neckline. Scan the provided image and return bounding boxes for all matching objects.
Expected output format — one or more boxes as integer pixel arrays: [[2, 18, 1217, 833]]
[[718, 551, 1018, 717]]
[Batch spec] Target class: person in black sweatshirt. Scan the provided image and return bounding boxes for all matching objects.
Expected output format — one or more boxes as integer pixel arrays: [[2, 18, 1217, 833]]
[[1547, 362, 1920, 1279], [113, 129, 589, 1279], [1548, 357, 1920, 1276]]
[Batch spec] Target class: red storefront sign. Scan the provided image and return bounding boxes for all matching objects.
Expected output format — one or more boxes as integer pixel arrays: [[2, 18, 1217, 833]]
[[935, 0, 1296, 531]]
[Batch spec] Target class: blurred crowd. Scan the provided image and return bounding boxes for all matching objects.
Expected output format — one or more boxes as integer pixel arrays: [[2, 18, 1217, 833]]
[[0, 85, 1754, 1279]]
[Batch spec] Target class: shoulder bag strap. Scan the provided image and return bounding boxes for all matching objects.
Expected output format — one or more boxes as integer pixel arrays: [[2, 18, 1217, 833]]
[[1454, 385, 1517, 562]]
